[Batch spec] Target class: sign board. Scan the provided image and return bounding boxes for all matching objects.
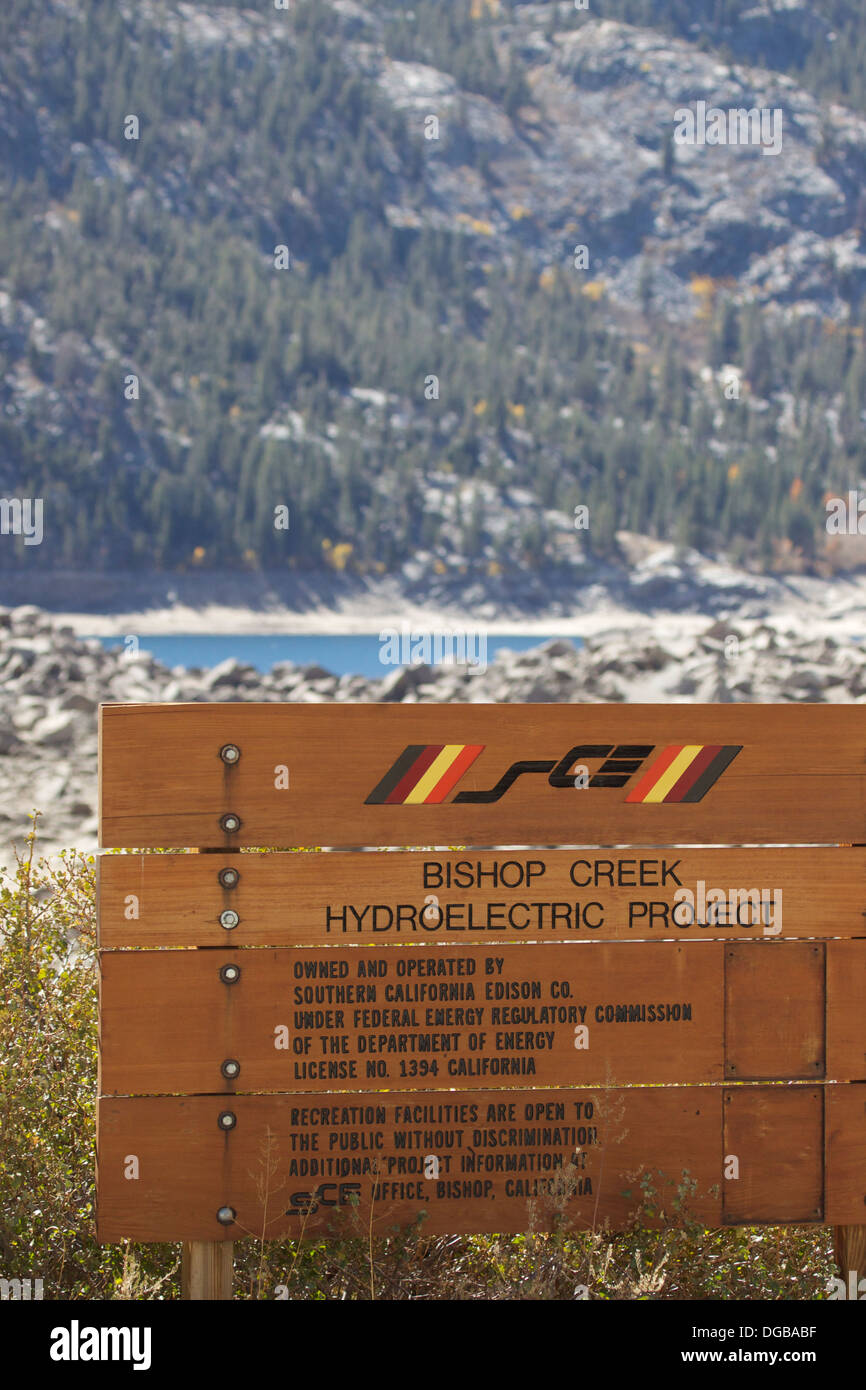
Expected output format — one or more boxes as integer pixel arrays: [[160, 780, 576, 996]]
[[98, 939, 866, 1095], [95, 703, 866, 1245], [95, 1084, 866, 1243], [98, 847, 866, 946], [99, 703, 866, 847]]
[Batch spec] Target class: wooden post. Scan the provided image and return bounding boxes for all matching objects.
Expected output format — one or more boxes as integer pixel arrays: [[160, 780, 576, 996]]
[[179, 845, 236, 1300], [181, 1241, 234, 1301], [834, 1225, 866, 1299], [836, 841, 866, 1301]]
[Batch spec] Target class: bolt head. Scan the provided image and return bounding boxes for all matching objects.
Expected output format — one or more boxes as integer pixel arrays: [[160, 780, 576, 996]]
[[219, 963, 241, 985], [219, 866, 240, 889], [220, 813, 241, 834], [220, 909, 240, 931], [218, 1111, 237, 1131], [220, 744, 241, 765], [216, 1206, 236, 1226], [221, 1059, 241, 1080]]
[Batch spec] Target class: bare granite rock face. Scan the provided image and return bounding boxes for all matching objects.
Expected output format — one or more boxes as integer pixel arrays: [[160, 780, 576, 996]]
[[373, 14, 866, 318], [1, 603, 865, 861]]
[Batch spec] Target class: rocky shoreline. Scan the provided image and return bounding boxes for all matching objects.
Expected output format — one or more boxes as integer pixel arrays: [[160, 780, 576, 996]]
[[4, 536, 866, 636], [2, 602, 865, 861]]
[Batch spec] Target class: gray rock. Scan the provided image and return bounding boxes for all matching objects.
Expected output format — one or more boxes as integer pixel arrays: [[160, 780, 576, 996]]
[[301, 664, 336, 681], [11, 698, 47, 731], [29, 710, 86, 748], [538, 640, 578, 660], [377, 664, 434, 701], [58, 691, 99, 713], [202, 658, 258, 689], [10, 605, 45, 632], [0, 720, 22, 754]]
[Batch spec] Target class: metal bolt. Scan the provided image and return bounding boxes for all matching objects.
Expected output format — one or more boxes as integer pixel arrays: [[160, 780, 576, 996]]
[[220, 813, 241, 834], [221, 1059, 241, 1080], [216, 1206, 236, 1226], [220, 744, 241, 765], [220, 909, 240, 931], [218, 1110, 237, 1131], [219, 963, 241, 985], [219, 866, 240, 889]]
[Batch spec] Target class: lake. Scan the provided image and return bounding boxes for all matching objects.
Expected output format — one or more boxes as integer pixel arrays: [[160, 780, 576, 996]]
[[94, 633, 581, 679]]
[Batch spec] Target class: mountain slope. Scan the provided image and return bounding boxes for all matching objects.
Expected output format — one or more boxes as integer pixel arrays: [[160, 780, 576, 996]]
[[1, 0, 865, 583]]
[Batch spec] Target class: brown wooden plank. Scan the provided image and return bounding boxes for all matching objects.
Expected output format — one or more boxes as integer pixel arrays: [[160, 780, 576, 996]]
[[98, 703, 866, 849], [99, 942, 727, 1094], [97, 1085, 855, 1243], [725, 941, 825, 1082], [723, 1087, 824, 1224], [826, 942, 866, 1082], [96, 1087, 724, 1243], [826, 1085, 866, 1224], [98, 939, 864, 1095], [97, 847, 866, 948]]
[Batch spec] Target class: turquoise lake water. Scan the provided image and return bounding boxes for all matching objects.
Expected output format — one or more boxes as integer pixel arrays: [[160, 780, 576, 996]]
[[95, 633, 581, 679]]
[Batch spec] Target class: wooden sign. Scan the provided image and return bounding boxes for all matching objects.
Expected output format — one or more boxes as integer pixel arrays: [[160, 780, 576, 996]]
[[98, 939, 866, 1095], [95, 1083, 866, 1243], [99, 703, 866, 848], [98, 847, 866, 947], [94, 700, 866, 1264]]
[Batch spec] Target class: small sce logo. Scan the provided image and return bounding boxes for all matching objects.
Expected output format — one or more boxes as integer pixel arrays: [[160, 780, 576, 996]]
[[366, 744, 741, 805], [287, 1182, 362, 1215]]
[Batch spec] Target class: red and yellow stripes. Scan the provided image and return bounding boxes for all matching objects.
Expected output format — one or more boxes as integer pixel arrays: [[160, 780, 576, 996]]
[[625, 744, 741, 804], [365, 744, 485, 805], [368, 741, 741, 806]]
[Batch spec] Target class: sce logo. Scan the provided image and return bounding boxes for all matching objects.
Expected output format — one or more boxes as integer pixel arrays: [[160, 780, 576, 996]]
[[366, 742, 742, 806], [287, 1182, 361, 1214]]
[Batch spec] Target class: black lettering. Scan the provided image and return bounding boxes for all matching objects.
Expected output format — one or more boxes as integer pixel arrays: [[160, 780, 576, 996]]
[[548, 745, 613, 787], [662, 859, 683, 886], [617, 859, 636, 887], [423, 862, 443, 888], [454, 761, 555, 804], [649, 901, 671, 930], [595, 860, 614, 887], [570, 859, 591, 887], [326, 905, 348, 933]]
